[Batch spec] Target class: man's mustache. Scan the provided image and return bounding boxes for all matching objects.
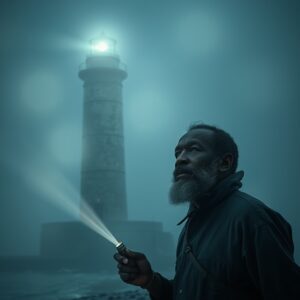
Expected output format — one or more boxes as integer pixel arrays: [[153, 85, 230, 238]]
[[173, 167, 195, 180]]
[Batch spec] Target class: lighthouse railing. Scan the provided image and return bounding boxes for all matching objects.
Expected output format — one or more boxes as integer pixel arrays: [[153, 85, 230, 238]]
[[79, 61, 127, 73]]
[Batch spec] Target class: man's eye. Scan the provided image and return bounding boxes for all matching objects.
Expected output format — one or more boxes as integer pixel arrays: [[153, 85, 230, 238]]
[[190, 146, 200, 151]]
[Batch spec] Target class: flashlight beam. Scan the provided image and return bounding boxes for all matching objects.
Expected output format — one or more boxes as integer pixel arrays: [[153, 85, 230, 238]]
[[24, 165, 119, 246]]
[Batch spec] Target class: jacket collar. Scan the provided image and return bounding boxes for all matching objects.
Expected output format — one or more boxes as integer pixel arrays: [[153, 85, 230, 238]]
[[177, 170, 244, 225]]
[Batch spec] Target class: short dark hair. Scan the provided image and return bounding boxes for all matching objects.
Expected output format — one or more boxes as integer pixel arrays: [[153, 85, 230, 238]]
[[187, 123, 239, 174]]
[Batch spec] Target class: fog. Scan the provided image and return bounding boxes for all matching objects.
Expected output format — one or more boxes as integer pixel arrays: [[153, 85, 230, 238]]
[[0, 0, 299, 266]]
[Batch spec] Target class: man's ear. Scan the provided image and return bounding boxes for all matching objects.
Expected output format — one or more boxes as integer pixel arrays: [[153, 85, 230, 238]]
[[218, 153, 234, 173]]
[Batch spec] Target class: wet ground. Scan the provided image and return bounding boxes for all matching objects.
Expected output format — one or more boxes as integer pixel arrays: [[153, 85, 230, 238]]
[[0, 270, 172, 300]]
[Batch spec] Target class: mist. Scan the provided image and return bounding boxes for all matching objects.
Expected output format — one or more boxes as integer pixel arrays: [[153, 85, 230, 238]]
[[0, 0, 299, 294]]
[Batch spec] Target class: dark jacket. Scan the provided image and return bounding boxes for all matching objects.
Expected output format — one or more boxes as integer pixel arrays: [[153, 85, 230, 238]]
[[150, 171, 300, 299]]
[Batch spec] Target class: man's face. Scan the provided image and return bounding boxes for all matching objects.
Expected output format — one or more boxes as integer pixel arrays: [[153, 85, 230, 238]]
[[169, 128, 219, 205]]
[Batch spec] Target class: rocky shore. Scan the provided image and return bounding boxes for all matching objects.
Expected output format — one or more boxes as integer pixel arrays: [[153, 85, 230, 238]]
[[76, 289, 149, 299]]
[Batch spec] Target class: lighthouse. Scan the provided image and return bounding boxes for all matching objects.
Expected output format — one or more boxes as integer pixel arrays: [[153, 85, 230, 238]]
[[78, 35, 128, 221], [39, 35, 174, 271]]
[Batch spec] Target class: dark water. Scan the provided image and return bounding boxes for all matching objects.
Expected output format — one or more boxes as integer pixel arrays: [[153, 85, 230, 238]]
[[0, 271, 150, 300]]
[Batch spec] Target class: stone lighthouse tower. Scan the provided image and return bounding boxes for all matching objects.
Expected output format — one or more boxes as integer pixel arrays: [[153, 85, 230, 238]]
[[78, 35, 127, 221]]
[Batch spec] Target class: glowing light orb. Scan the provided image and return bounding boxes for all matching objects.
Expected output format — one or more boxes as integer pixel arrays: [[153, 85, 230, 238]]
[[93, 40, 109, 52], [90, 35, 117, 56]]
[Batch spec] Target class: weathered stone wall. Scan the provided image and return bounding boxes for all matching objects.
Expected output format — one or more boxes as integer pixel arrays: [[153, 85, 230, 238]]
[[79, 66, 127, 221]]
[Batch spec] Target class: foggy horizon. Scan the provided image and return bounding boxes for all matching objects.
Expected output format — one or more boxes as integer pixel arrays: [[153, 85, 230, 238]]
[[0, 0, 299, 266]]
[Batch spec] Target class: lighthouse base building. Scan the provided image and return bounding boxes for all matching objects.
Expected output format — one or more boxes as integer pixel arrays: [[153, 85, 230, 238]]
[[39, 220, 174, 271]]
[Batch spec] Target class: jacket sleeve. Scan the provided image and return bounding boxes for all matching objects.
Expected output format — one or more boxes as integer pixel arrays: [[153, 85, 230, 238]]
[[245, 223, 300, 299], [147, 272, 173, 300]]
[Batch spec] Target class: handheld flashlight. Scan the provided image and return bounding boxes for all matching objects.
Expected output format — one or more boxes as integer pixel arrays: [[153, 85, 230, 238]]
[[116, 241, 127, 256]]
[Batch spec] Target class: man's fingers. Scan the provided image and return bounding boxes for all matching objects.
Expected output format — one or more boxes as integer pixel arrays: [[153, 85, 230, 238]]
[[115, 253, 142, 267], [119, 272, 139, 283], [117, 263, 139, 273], [113, 253, 128, 264], [124, 249, 146, 260], [114, 249, 148, 265], [114, 249, 153, 288]]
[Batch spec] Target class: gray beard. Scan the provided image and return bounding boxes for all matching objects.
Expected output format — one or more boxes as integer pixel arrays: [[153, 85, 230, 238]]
[[169, 172, 217, 205]]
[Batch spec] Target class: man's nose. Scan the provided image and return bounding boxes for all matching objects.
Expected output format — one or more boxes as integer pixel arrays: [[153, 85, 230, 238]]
[[175, 150, 189, 167]]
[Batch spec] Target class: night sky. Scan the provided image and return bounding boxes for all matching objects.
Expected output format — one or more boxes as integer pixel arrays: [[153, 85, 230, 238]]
[[0, 0, 299, 263]]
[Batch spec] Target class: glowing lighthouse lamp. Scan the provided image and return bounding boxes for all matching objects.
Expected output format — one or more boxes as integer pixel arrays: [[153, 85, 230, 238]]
[[84, 34, 122, 70], [90, 34, 117, 56], [94, 40, 109, 52]]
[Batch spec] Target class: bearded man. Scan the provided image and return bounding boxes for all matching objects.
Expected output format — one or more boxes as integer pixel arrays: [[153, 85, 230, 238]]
[[114, 123, 300, 299]]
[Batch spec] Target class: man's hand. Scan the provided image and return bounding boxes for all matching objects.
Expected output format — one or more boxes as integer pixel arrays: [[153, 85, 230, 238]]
[[113, 248, 154, 288]]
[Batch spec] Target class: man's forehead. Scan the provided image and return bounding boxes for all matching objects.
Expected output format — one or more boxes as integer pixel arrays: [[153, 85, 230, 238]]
[[177, 128, 215, 147]]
